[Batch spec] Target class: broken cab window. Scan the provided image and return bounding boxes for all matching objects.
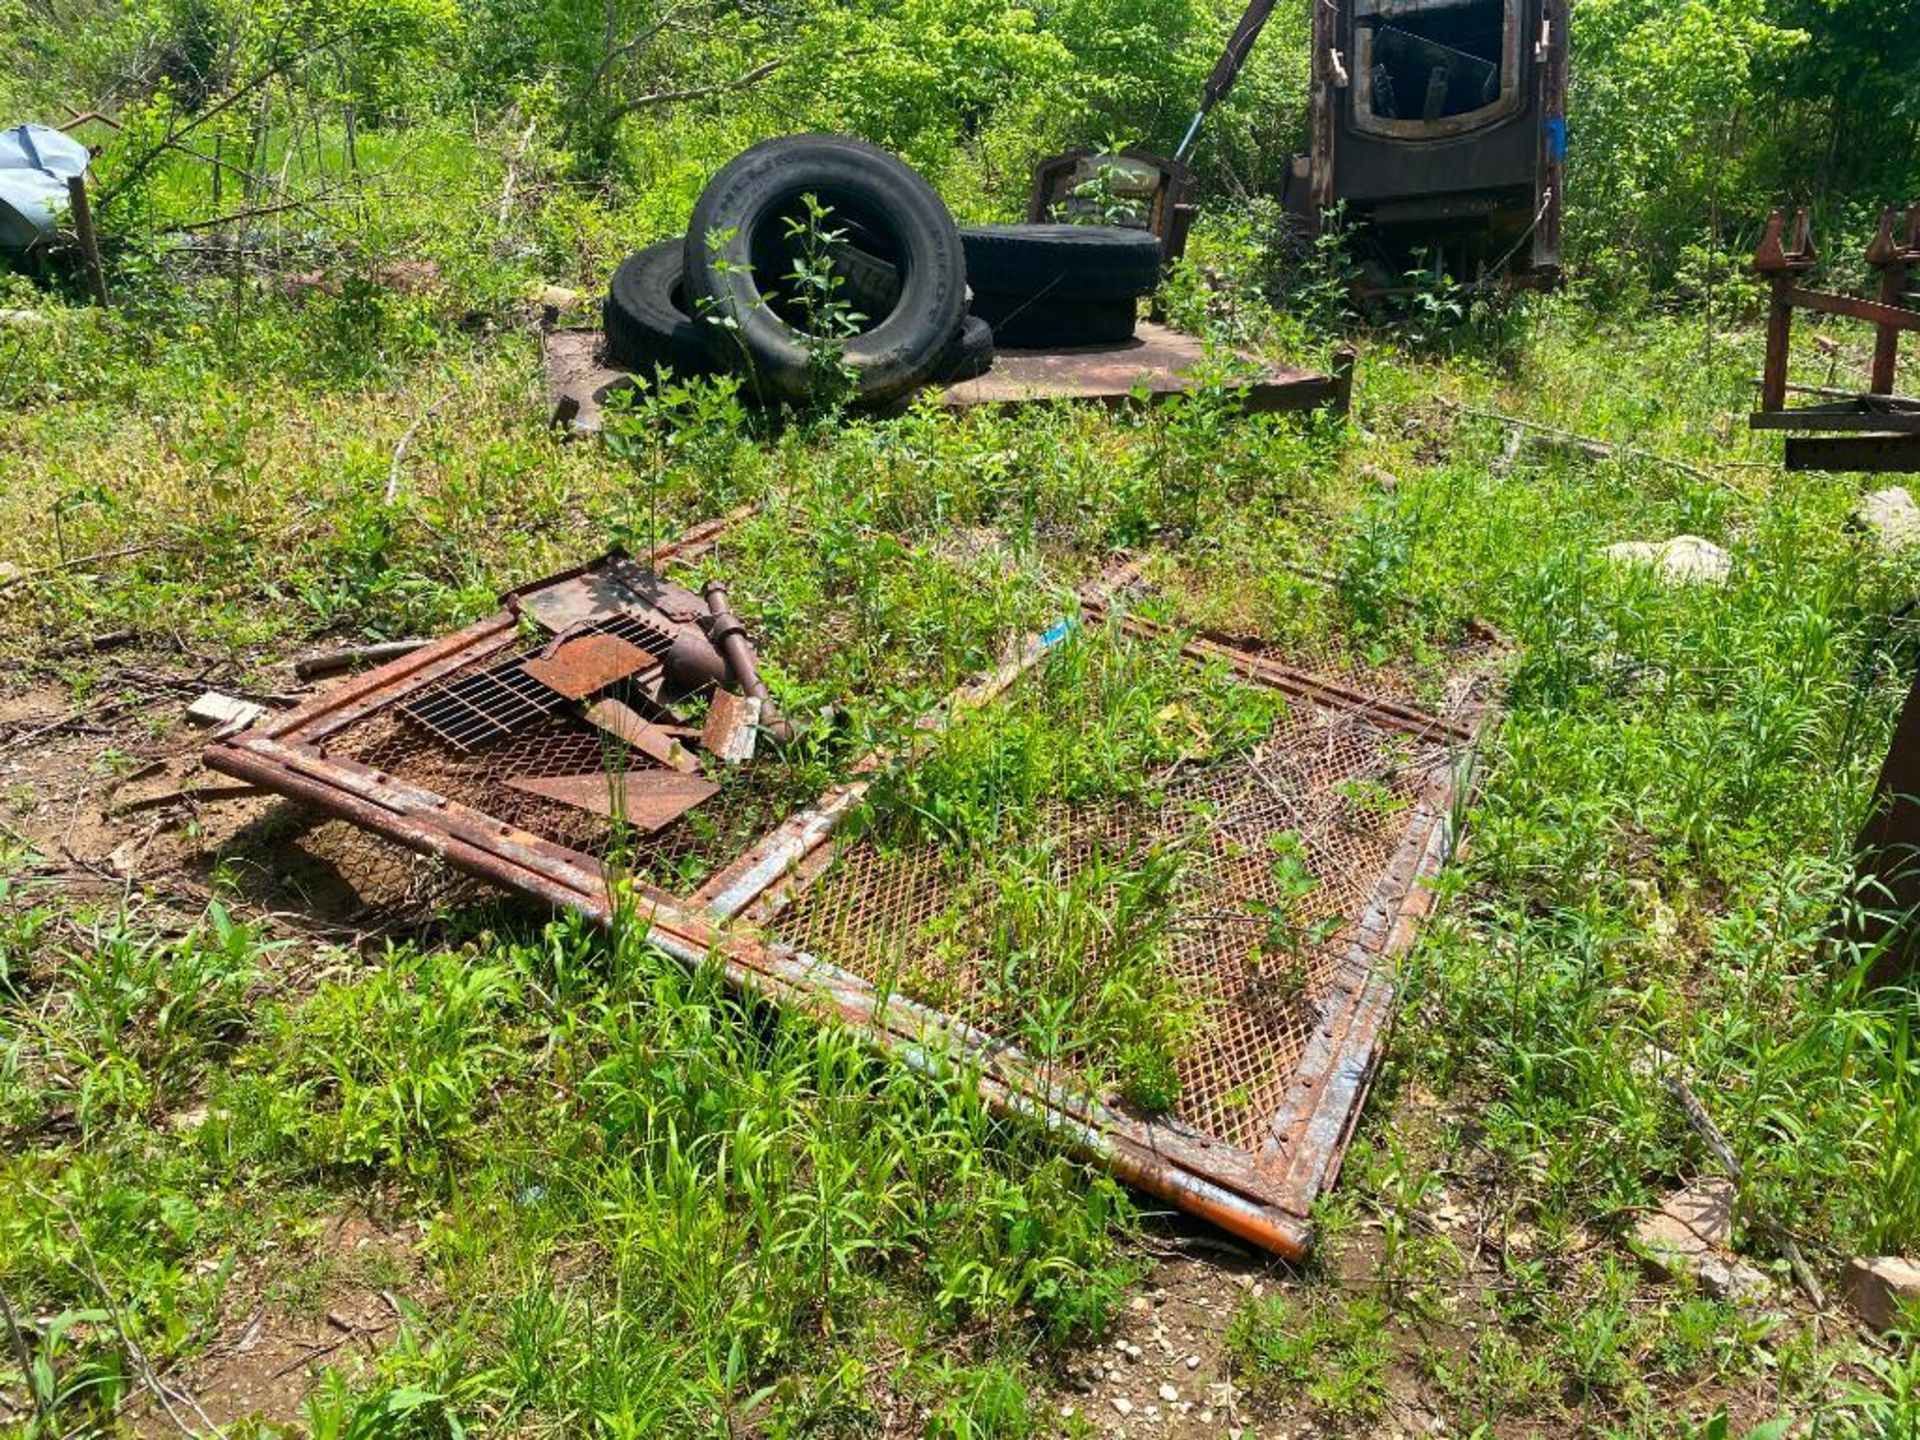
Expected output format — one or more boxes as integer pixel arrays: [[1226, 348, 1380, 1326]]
[[1353, 0, 1519, 134]]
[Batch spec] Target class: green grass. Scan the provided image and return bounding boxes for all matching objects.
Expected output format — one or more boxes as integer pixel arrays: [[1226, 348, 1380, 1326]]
[[4, 96, 1920, 1440]]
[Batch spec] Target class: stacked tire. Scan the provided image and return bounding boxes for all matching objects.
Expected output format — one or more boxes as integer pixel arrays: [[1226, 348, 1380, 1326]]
[[602, 134, 983, 406], [600, 133, 1167, 404], [959, 224, 1164, 349]]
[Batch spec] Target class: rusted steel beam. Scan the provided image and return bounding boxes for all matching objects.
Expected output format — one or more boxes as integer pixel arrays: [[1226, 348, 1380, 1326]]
[[1750, 409, 1920, 433], [1784, 287, 1920, 333], [1085, 600, 1475, 745], [1783, 435, 1920, 472], [1259, 765, 1457, 1207], [1754, 209, 1816, 414], [204, 742, 613, 918], [1868, 209, 1914, 397]]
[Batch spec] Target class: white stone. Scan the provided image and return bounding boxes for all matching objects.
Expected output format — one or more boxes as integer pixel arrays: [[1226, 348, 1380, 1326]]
[[1111, 1397, 1133, 1416], [1604, 535, 1732, 586], [186, 691, 265, 732], [1856, 488, 1920, 554], [1158, 1384, 1179, 1402], [1186, 1354, 1201, 1369]]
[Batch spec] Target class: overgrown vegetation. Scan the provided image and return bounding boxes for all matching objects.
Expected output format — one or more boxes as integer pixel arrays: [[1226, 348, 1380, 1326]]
[[4, 0, 1920, 1435]]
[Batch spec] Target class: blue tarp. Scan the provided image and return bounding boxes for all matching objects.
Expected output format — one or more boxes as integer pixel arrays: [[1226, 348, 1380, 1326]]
[[0, 124, 91, 252]]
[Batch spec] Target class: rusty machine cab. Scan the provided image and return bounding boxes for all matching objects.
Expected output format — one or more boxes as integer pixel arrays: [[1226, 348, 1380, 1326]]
[[1290, 0, 1566, 288]]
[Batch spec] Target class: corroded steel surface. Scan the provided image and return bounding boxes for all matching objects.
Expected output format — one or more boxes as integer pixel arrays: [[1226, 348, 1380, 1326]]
[[204, 521, 1488, 1256]]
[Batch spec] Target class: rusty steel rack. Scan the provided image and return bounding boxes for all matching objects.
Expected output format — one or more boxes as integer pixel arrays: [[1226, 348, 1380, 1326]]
[[1752, 204, 1920, 472], [205, 521, 1489, 1258]]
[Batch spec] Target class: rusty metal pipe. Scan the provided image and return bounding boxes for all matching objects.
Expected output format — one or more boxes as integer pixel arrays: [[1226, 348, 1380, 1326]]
[[702, 580, 794, 741]]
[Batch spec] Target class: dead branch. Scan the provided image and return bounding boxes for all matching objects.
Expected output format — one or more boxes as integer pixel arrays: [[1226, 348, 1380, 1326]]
[[604, 57, 789, 121], [35, 1189, 225, 1438], [1442, 400, 1743, 490], [581, 0, 690, 109], [385, 391, 452, 503], [0, 1288, 50, 1432], [0, 543, 178, 596], [295, 638, 430, 680]]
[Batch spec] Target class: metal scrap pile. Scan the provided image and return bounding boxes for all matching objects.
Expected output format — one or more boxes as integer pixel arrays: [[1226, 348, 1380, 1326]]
[[396, 552, 787, 830], [600, 133, 1165, 407]]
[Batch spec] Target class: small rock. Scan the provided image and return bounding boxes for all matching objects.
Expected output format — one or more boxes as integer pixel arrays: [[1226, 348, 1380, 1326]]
[[1060, 1404, 1076, 1419], [186, 691, 266, 733], [1123, 1342, 1142, 1360], [1129, 1296, 1153, 1314], [1604, 535, 1731, 586], [1158, 1384, 1179, 1403], [1185, 1354, 1200, 1370], [1844, 1255, 1920, 1332], [1658, 535, 1731, 584], [532, 283, 581, 310], [1631, 1179, 1770, 1304], [1855, 487, 1920, 555], [1111, 1397, 1133, 1417], [1199, 1412, 1214, 1425], [1665, 1177, 1738, 1248]]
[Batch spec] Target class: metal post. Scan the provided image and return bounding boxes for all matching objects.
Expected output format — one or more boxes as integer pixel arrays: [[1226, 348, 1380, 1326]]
[[65, 175, 109, 309]]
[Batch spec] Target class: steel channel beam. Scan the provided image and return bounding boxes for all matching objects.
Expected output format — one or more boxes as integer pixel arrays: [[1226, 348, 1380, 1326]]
[[1784, 434, 1920, 472], [1084, 600, 1476, 745]]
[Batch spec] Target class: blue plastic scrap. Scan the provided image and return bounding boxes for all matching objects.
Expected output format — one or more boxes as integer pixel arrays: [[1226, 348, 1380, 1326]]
[[1, 123, 92, 251]]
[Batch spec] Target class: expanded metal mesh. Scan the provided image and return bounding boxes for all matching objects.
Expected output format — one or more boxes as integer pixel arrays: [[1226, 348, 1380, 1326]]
[[315, 631, 811, 895], [774, 698, 1444, 1154]]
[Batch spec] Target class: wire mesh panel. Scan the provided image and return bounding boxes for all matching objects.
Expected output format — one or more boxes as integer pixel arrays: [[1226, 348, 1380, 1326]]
[[772, 695, 1448, 1162], [206, 534, 1488, 1254]]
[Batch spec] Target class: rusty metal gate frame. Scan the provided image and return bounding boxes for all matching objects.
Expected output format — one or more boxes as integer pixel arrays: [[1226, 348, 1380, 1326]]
[[206, 523, 1484, 1259]]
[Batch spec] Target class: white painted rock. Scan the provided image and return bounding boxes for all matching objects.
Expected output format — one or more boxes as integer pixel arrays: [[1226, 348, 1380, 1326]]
[[1855, 487, 1920, 555], [1604, 535, 1731, 586]]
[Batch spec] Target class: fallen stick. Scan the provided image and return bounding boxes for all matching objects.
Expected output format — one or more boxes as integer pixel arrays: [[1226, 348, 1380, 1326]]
[[294, 638, 430, 680], [0, 542, 176, 595], [385, 392, 451, 504], [1445, 401, 1741, 489], [1660, 1073, 1827, 1309]]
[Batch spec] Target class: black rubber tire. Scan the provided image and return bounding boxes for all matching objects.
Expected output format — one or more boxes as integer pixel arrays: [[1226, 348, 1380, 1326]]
[[932, 314, 995, 382], [684, 134, 966, 406], [603, 241, 716, 376], [959, 224, 1162, 302], [971, 290, 1137, 349]]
